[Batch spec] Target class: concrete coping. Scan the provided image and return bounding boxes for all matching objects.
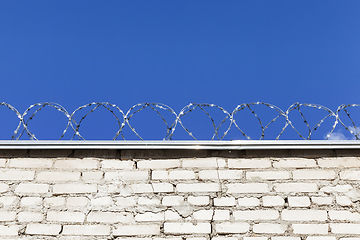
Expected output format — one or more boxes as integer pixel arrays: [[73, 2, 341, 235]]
[[0, 140, 359, 159], [0, 140, 360, 150]]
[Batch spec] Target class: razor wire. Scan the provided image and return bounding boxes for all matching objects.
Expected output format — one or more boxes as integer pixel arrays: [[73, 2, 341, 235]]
[[0, 102, 359, 140]]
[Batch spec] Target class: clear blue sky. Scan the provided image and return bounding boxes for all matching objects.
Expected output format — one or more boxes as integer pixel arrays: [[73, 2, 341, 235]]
[[0, 1, 359, 140]]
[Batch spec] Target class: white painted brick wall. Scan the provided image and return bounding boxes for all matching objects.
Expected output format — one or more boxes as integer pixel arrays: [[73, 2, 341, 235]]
[[0, 155, 359, 238], [233, 210, 279, 220], [282, 210, 327, 221], [47, 211, 86, 223], [87, 211, 134, 223], [292, 223, 329, 234], [0, 225, 19, 236], [25, 224, 62, 235], [215, 222, 250, 234], [62, 225, 111, 235], [253, 223, 287, 233], [54, 159, 98, 169], [114, 224, 161, 236], [262, 196, 284, 207]]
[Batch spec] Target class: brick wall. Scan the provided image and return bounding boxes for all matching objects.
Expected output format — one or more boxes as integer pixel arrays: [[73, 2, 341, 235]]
[[1, 150, 360, 239]]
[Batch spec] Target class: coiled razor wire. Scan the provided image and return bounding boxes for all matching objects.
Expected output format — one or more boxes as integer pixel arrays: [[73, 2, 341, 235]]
[[0, 102, 359, 140]]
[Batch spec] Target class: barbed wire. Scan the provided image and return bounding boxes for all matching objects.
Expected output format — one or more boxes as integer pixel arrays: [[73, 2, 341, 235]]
[[0, 102, 359, 140]]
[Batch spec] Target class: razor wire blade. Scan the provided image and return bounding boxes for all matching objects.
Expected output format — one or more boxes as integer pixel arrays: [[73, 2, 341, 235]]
[[0, 102, 359, 140]]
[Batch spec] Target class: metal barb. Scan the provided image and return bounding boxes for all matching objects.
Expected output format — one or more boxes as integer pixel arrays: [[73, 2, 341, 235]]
[[0, 102, 359, 140]]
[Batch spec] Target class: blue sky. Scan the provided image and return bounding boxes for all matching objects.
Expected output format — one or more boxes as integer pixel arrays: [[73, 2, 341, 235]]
[[0, 1, 359, 140]]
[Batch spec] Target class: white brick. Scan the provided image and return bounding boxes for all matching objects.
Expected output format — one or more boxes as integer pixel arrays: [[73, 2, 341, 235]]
[[187, 196, 209, 206], [152, 183, 174, 192], [214, 210, 230, 220], [246, 171, 290, 180], [293, 170, 336, 179], [214, 237, 238, 240], [228, 159, 271, 169], [0, 225, 19, 236], [0, 183, 9, 193], [215, 222, 250, 234], [272, 238, 300, 240], [82, 171, 103, 181], [0, 211, 16, 221], [330, 223, 360, 234], [336, 196, 353, 206], [91, 197, 113, 206], [177, 183, 220, 192], [120, 238, 153, 240], [244, 238, 267, 240], [138, 196, 160, 205], [17, 212, 43, 222], [193, 209, 213, 220], [311, 197, 333, 205], [153, 170, 195, 180], [329, 210, 360, 221], [137, 159, 181, 169], [199, 170, 243, 180], [135, 212, 164, 222], [227, 183, 269, 193], [307, 237, 336, 240], [168, 170, 196, 179], [273, 158, 317, 168], [288, 197, 310, 207], [238, 197, 260, 207], [339, 238, 360, 240], [263, 196, 284, 207], [25, 224, 61, 235], [233, 210, 279, 220], [15, 183, 49, 194], [282, 210, 327, 221], [54, 159, 98, 169], [0, 159, 6, 167], [0, 170, 34, 180], [9, 158, 53, 168], [130, 184, 153, 193], [44, 197, 65, 207], [105, 171, 149, 181], [320, 184, 353, 193], [253, 223, 287, 233], [158, 238, 182, 240], [165, 210, 182, 220], [47, 211, 85, 223], [162, 196, 184, 206], [37, 171, 81, 182], [187, 238, 207, 240], [318, 157, 360, 168], [165, 222, 211, 234], [113, 224, 160, 236], [340, 170, 360, 180], [182, 158, 226, 168], [67, 197, 90, 207], [21, 197, 42, 206], [130, 183, 173, 193], [274, 183, 318, 193], [292, 224, 328, 234], [151, 170, 168, 180], [53, 183, 97, 194], [0, 196, 18, 206], [107, 184, 124, 195], [214, 197, 236, 206], [101, 160, 134, 169], [62, 225, 111, 235], [116, 197, 137, 207], [87, 211, 134, 223]]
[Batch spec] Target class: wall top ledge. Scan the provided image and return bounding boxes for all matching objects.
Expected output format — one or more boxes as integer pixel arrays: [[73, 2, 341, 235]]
[[0, 140, 359, 150]]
